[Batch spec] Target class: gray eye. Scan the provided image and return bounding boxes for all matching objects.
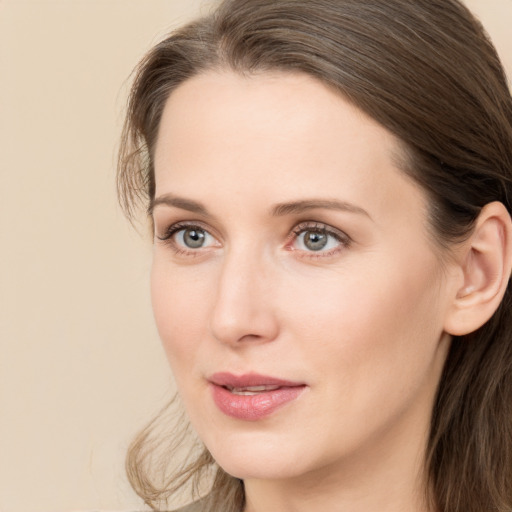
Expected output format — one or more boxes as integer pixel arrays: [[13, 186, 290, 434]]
[[181, 228, 206, 248], [303, 231, 328, 251]]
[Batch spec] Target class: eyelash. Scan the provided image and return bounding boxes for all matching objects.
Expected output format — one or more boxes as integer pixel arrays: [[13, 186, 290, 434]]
[[156, 221, 215, 257], [288, 221, 351, 258], [156, 221, 351, 258]]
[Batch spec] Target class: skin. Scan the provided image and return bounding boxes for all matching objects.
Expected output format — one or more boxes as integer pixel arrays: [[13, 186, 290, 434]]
[[150, 71, 461, 512]]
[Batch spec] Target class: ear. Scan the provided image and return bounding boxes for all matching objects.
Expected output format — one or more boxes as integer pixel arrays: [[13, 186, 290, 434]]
[[444, 201, 512, 336]]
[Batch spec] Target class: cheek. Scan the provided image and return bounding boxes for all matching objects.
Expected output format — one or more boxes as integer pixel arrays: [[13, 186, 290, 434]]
[[284, 253, 446, 392], [274, 257, 447, 456], [150, 259, 214, 372]]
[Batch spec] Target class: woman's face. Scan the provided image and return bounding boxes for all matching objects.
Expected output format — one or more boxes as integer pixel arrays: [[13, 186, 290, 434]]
[[151, 71, 456, 483]]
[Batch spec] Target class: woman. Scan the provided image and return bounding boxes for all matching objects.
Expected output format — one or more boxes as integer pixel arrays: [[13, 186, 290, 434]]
[[117, 0, 512, 511]]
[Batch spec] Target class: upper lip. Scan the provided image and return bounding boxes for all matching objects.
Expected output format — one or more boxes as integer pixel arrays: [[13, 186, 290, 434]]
[[208, 372, 305, 388]]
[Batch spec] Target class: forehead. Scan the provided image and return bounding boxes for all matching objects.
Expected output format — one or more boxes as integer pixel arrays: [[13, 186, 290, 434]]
[[155, 70, 397, 159], [153, 70, 425, 225]]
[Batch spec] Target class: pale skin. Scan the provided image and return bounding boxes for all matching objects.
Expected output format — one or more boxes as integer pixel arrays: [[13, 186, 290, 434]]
[[150, 71, 512, 512]]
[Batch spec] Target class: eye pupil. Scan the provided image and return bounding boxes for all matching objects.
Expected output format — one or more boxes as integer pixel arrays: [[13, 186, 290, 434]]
[[304, 231, 328, 251], [183, 228, 206, 248]]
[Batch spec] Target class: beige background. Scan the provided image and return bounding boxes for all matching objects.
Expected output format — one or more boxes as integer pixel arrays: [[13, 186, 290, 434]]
[[1, 1, 510, 511]]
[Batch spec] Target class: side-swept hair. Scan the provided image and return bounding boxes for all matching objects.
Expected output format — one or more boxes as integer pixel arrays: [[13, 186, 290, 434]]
[[118, 1, 512, 511]]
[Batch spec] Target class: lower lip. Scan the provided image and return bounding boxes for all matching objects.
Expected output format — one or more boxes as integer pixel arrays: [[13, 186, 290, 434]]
[[210, 384, 306, 421]]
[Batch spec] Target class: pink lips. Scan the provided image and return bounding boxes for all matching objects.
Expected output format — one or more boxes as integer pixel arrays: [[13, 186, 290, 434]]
[[208, 372, 306, 421]]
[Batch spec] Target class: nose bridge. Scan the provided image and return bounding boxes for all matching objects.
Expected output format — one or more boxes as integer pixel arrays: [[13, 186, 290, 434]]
[[209, 243, 278, 345]]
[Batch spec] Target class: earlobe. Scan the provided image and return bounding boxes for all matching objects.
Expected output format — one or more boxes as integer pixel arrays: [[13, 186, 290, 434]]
[[444, 201, 512, 336]]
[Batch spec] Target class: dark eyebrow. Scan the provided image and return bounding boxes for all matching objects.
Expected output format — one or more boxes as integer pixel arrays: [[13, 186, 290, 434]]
[[271, 199, 372, 219], [149, 194, 210, 216]]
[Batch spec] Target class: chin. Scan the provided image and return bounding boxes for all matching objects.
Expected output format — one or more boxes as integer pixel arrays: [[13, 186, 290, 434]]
[[217, 455, 309, 481], [203, 429, 315, 481]]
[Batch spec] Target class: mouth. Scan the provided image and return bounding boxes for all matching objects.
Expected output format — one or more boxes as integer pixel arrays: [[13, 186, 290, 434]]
[[224, 384, 282, 396], [208, 372, 307, 421]]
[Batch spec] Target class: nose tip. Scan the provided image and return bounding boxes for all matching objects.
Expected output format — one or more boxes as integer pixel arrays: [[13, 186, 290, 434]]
[[210, 307, 278, 345], [209, 259, 279, 347]]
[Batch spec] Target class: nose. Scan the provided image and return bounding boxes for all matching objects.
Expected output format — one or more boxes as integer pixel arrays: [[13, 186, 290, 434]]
[[209, 249, 280, 346]]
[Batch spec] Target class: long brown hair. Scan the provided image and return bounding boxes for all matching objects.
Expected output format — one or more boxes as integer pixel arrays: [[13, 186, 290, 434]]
[[118, 1, 512, 511]]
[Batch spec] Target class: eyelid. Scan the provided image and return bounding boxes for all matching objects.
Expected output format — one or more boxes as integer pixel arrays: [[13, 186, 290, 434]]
[[156, 220, 215, 241], [155, 220, 222, 259], [286, 221, 352, 256]]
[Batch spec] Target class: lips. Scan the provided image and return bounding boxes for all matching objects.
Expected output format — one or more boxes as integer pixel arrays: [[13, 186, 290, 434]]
[[208, 372, 306, 421]]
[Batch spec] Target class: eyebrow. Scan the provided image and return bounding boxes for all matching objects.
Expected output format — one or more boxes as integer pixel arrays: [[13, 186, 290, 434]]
[[149, 194, 211, 216], [271, 199, 372, 219], [150, 194, 371, 220]]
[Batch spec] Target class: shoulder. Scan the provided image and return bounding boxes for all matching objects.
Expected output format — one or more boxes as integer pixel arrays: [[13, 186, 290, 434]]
[[170, 500, 205, 512]]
